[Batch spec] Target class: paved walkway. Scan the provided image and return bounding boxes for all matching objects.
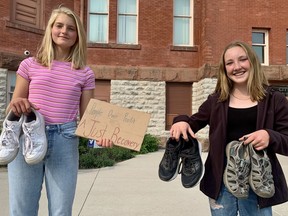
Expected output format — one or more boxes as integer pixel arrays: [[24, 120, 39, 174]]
[[1, 150, 288, 216]]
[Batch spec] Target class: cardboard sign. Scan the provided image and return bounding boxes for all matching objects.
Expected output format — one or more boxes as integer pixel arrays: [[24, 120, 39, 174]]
[[75, 99, 151, 151]]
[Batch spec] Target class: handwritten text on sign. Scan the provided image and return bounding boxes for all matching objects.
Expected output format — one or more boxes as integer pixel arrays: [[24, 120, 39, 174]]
[[75, 99, 151, 151]]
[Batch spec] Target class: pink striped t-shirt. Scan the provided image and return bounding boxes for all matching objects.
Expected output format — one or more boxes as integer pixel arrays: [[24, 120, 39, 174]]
[[17, 57, 95, 124]]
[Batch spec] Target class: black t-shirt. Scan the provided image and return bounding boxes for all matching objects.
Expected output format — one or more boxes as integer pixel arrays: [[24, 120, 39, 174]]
[[227, 105, 257, 143]]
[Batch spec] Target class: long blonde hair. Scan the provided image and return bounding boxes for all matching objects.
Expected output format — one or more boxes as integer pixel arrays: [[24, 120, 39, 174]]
[[36, 6, 87, 69], [215, 41, 269, 102]]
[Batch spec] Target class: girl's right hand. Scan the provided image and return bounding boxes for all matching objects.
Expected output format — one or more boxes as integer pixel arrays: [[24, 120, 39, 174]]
[[170, 121, 196, 141], [8, 98, 38, 116]]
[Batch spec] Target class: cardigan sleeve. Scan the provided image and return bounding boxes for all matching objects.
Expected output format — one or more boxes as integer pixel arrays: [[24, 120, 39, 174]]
[[266, 91, 288, 156]]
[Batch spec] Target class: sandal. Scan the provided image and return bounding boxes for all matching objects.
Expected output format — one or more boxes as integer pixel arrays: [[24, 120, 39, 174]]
[[223, 140, 250, 198], [248, 144, 275, 198]]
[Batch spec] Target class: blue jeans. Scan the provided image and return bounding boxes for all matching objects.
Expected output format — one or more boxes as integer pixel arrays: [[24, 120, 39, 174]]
[[8, 121, 79, 216], [209, 184, 272, 216]]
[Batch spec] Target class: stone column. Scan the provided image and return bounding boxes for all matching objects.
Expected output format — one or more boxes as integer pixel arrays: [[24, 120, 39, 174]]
[[0, 69, 8, 129]]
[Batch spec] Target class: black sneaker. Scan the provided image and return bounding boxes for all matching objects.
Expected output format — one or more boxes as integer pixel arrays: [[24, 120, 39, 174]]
[[158, 138, 183, 181], [179, 135, 204, 188]]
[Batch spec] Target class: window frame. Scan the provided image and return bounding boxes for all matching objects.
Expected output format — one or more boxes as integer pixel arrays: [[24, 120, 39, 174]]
[[173, 0, 194, 47], [252, 29, 269, 66], [117, 0, 139, 45], [87, 0, 110, 43]]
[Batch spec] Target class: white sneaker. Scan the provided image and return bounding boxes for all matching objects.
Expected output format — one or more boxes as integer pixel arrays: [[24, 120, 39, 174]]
[[22, 109, 47, 165], [0, 110, 24, 165]]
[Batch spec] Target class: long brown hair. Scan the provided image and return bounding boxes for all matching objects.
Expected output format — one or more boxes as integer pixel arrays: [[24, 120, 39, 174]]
[[215, 41, 269, 102]]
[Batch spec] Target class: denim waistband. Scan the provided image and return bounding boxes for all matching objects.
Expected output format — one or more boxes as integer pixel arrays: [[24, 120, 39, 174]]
[[45, 121, 77, 131]]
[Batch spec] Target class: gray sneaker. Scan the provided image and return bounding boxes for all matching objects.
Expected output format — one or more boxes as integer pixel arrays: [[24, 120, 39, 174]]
[[0, 111, 24, 165], [22, 109, 47, 165], [223, 140, 250, 198], [248, 144, 275, 198]]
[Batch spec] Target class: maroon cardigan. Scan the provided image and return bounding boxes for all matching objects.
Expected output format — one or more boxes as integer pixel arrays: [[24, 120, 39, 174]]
[[173, 87, 288, 208]]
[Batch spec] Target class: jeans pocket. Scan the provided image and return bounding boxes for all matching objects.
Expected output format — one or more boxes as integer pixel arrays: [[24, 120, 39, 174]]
[[61, 126, 77, 139]]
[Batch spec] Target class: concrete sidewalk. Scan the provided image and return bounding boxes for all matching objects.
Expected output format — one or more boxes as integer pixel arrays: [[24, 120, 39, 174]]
[[1, 150, 288, 216]]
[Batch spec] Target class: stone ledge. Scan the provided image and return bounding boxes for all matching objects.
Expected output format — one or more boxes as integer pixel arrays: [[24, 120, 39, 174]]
[[0, 52, 25, 71], [90, 65, 199, 82]]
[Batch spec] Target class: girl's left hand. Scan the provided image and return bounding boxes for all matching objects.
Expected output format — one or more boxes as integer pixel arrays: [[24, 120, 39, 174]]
[[240, 129, 270, 151], [97, 138, 113, 148]]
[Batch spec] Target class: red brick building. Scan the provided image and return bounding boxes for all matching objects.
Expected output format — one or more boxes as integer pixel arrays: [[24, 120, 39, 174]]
[[1, 0, 288, 140]]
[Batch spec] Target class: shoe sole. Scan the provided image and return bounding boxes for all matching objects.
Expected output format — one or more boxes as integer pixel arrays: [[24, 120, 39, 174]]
[[24, 141, 47, 165], [159, 156, 181, 182], [0, 148, 19, 165]]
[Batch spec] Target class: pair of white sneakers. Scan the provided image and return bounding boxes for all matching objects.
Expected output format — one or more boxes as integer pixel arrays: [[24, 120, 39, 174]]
[[0, 109, 47, 165]]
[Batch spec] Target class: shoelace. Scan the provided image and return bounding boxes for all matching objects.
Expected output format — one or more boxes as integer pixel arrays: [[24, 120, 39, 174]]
[[22, 124, 34, 155], [163, 147, 179, 169], [0, 125, 19, 150], [179, 153, 199, 175], [237, 159, 250, 180]]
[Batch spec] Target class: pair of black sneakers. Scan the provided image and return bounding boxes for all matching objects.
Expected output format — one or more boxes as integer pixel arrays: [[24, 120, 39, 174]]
[[158, 134, 204, 188]]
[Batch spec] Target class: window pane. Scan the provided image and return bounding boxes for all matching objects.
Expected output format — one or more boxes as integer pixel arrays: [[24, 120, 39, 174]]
[[119, 0, 136, 13], [90, 0, 108, 12], [117, 0, 137, 44], [253, 46, 264, 63], [118, 15, 136, 43], [174, 0, 190, 16], [88, 0, 109, 43], [89, 15, 108, 43], [174, 18, 190, 45], [252, 32, 265, 44], [173, 0, 191, 46]]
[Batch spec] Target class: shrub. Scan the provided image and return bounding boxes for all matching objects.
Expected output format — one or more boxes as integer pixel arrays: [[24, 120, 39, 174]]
[[79, 149, 116, 169], [79, 133, 160, 169], [138, 133, 160, 154]]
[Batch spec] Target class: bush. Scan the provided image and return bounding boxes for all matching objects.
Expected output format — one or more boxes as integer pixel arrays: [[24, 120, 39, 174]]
[[79, 133, 160, 169], [79, 149, 117, 169], [138, 133, 160, 154]]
